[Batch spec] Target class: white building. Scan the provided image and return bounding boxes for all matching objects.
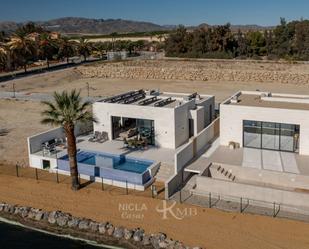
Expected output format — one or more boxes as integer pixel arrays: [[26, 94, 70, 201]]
[[93, 89, 215, 149], [27, 89, 215, 190], [220, 90, 309, 155], [185, 90, 309, 212]]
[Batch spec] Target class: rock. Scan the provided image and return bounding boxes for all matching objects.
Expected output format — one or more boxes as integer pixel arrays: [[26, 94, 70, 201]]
[[48, 211, 60, 224], [113, 227, 124, 239], [106, 224, 114, 236], [173, 241, 187, 249], [133, 229, 144, 242], [124, 228, 133, 240], [98, 223, 107, 234], [158, 240, 169, 248], [151, 233, 168, 249], [8, 205, 16, 214], [67, 217, 81, 228], [78, 219, 90, 230], [89, 221, 99, 232], [3, 204, 11, 213], [20, 207, 31, 218], [142, 234, 151, 245], [34, 210, 44, 221], [56, 214, 69, 227], [42, 212, 49, 221], [0, 203, 5, 212], [27, 208, 39, 219]]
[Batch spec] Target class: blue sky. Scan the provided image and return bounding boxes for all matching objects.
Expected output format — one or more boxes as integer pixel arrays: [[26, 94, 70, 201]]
[[1, 0, 309, 26]]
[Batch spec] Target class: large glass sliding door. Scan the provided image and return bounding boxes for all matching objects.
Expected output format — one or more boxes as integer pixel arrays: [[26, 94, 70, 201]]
[[243, 120, 262, 148], [262, 122, 280, 150], [136, 119, 155, 145], [243, 120, 299, 152]]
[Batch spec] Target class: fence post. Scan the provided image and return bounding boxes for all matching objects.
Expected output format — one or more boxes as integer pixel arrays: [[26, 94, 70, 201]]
[[208, 193, 212, 208], [35, 168, 38, 180], [15, 163, 19, 177], [101, 177, 104, 191], [126, 180, 128, 195], [273, 202, 276, 217], [56, 169, 59, 183], [240, 197, 243, 213]]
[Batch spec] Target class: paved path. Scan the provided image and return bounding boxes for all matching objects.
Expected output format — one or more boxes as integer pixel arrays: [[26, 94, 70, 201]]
[[0, 91, 99, 102]]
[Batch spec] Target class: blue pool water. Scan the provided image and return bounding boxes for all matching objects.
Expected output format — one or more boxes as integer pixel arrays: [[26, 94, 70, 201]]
[[61, 151, 153, 174]]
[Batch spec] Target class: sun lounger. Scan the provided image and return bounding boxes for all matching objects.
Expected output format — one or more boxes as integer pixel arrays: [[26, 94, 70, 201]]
[[88, 131, 100, 142]]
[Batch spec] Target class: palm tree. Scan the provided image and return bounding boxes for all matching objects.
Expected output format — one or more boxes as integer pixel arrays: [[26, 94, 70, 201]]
[[77, 37, 91, 62], [7, 31, 35, 72], [0, 43, 7, 71], [41, 90, 96, 190], [38, 33, 57, 69], [58, 37, 75, 63]]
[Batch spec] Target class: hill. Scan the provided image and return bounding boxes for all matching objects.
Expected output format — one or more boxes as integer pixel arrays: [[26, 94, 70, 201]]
[[0, 17, 272, 35], [0, 17, 171, 35]]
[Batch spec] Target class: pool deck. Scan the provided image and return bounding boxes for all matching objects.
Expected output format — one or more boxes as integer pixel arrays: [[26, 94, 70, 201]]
[[77, 136, 175, 166], [32, 134, 175, 167]]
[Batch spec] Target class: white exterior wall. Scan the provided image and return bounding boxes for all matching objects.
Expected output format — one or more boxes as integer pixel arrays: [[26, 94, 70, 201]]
[[190, 107, 205, 136], [93, 101, 195, 149], [174, 100, 195, 148], [29, 154, 58, 169], [197, 96, 215, 126], [220, 104, 309, 155]]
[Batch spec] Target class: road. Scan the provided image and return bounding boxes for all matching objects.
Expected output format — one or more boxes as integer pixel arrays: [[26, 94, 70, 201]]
[[0, 91, 99, 102]]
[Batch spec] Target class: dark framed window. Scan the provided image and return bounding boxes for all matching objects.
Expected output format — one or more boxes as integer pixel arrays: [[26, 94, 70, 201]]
[[243, 120, 299, 152]]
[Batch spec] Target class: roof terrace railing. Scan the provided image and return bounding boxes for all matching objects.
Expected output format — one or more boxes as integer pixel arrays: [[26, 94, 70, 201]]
[[120, 93, 146, 104], [154, 97, 175, 107], [138, 96, 160, 106], [188, 92, 198, 100], [103, 89, 144, 103]]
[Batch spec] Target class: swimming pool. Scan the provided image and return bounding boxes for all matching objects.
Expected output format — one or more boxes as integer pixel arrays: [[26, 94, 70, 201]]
[[58, 151, 153, 174]]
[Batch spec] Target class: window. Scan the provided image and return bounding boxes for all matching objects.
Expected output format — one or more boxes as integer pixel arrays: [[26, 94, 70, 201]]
[[243, 120, 299, 152], [42, 160, 50, 169]]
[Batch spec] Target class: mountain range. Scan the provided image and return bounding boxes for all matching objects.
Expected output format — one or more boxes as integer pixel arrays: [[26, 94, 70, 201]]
[[0, 17, 271, 35]]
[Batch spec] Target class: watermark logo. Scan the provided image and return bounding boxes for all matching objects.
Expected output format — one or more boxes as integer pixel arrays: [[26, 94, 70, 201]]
[[155, 200, 197, 220], [118, 203, 147, 220]]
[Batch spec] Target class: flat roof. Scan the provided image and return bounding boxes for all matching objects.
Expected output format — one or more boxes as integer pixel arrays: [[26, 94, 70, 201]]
[[97, 90, 212, 108], [225, 91, 309, 111]]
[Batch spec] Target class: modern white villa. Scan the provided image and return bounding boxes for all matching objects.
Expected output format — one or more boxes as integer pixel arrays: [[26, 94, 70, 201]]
[[187, 91, 309, 213], [27, 89, 215, 190]]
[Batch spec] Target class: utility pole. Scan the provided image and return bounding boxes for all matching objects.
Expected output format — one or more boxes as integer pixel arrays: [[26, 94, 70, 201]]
[[12, 83, 16, 98], [86, 82, 90, 97]]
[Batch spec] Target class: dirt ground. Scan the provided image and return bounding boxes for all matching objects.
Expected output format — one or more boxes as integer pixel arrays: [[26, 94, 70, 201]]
[[2, 65, 309, 102], [0, 166, 309, 249]]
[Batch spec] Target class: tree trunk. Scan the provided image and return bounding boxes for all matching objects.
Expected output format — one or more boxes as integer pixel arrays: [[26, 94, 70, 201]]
[[24, 64, 27, 73], [66, 57, 69, 64], [64, 124, 80, 191]]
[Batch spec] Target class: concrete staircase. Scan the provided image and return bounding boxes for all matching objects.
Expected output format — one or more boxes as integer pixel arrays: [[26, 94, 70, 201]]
[[155, 163, 174, 183], [213, 164, 236, 181]]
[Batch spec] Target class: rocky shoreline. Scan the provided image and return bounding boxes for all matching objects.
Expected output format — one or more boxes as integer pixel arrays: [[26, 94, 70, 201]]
[[0, 203, 201, 249]]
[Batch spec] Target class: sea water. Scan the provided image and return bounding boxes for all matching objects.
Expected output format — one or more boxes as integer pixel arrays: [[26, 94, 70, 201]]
[[0, 219, 120, 249]]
